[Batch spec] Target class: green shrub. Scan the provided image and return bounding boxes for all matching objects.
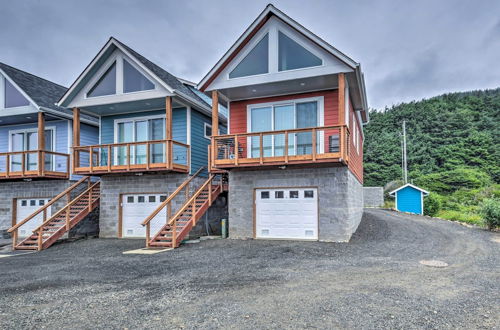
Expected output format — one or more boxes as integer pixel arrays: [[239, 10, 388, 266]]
[[480, 199, 500, 230], [424, 193, 441, 216]]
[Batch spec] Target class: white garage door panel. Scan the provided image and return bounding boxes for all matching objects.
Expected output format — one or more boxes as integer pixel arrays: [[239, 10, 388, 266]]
[[256, 188, 318, 240], [122, 194, 167, 238], [17, 198, 52, 237]]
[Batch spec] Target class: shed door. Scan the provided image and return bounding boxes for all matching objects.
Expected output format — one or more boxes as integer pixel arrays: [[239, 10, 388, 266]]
[[255, 188, 318, 240], [121, 194, 167, 238], [16, 198, 52, 237]]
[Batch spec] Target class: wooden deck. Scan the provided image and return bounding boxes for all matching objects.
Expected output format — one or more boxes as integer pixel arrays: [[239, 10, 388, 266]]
[[210, 125, 349, 170], [73, 139, 190, 175], [0, 150, 70, 180]]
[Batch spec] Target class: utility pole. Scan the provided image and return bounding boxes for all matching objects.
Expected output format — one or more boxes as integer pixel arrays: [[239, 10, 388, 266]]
[[402, 120, 408, 183]]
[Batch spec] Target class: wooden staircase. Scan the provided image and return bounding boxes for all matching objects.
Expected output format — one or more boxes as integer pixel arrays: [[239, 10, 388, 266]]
[[8, 177, 100, 251], [142, 168, 226, 249]]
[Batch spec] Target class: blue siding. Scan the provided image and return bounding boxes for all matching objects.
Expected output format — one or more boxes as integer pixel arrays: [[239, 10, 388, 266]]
[[190, 109, 226, 175], [0, 120, 69, 172], [81, 123, 99, 146], [396, 186, 423, 215]]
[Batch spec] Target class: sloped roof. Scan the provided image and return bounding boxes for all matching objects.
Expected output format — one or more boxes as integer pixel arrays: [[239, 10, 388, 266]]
[[0, 62, 98, 125], [58, 37, 225, 122], [389, 183, 430, 196], [197, 4, 368, 122]]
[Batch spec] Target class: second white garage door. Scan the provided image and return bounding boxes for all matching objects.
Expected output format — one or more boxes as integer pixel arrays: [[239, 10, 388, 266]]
[[255, 188, 318, 240], [122, 194, 168, 238], [17, 198, 52, 237]]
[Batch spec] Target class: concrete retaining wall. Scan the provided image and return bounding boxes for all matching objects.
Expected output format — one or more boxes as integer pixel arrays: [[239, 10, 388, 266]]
[[363, 187, 384, 207], [228, 167, 363, 242]]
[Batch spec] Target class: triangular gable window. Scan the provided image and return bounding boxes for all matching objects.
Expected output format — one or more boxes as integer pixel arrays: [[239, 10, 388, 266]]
[[229, 33, 269, 79], [278, 31, 322, 71], [123, 59, 154, 93], [4, 78, 29, 108], [88, 62, 117, 97]]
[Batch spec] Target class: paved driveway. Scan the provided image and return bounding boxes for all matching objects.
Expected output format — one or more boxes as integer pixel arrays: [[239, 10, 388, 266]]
[[0, 209, 498, 329]]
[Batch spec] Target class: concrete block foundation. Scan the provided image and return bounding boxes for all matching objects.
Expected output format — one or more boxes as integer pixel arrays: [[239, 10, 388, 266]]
[[228, 167, 363, 242]]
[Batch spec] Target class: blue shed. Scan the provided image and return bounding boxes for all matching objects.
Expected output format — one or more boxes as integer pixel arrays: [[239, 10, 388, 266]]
[[389, 184, 429, 215]]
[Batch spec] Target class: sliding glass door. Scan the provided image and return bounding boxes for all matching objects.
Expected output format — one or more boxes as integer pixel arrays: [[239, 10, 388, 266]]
[[249, 100, 320, 158], [116, 118, 165, 166], [10, 130, 53, 172]]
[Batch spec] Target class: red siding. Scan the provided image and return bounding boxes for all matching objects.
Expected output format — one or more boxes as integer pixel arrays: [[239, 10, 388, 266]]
[[228, 89, 362, 183], [230, 90, 339, 134], [347, 97, 363, 183]]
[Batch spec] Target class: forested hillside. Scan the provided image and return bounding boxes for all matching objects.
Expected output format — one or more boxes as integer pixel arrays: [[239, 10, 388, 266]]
[[363, 88, 500, 226]]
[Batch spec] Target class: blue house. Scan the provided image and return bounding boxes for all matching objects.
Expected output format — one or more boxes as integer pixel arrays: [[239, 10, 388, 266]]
[[389, 183, 429, 215], [57, 37, 227, 240], [0, 62, 100, 249]]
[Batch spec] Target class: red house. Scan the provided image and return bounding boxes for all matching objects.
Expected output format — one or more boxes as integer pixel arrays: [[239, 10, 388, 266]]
[[199, 4, 369, 241]]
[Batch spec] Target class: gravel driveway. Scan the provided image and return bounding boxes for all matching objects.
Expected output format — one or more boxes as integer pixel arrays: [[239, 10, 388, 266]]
[[0, 209, 498, 329]]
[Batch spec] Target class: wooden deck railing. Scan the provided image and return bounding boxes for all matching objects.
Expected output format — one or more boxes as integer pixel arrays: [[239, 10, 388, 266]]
[[73, 139, 190, 174], [210, 125, 349, 168], [141, 167, 205, 247], [7, 176, 91, 248], [0, 150, 69, 179]]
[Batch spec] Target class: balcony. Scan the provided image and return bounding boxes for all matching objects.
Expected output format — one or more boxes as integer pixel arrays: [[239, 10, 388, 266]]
[[73, 139, 190, 175], [0, 150, 70, 180], [210, 125, 349, 169]]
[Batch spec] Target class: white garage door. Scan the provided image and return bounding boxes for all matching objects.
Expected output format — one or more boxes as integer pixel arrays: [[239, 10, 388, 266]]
[[255, 188, 318, 240], [17, 198, 52, 237], [122, 194, 168, 238]]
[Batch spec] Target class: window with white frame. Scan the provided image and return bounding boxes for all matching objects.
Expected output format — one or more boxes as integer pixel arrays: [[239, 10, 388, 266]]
[[229, 34, 269, 79], [86, 53, 156, 98], [9, 127, 55, 171], [228, 26, 323, 80], [204, 123, 212, 139], [114, 116, 165, 165], [4, 77, 30, 108], [247, 97, 323, 158]]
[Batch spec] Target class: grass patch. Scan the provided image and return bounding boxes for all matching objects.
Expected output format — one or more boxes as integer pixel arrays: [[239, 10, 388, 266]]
[[436, 210, 483, 226], [383, 200, 395, 209]]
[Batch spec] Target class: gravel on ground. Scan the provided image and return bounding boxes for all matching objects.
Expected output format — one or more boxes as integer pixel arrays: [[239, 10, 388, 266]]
[[0, 209, 498, 329]]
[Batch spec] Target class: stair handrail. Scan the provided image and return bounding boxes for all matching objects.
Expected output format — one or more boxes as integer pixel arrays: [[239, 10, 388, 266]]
[[141, 167, 206, 227], [166, 174, 217, 228], [31, 181, 100, 235], [8, 176, 91, 234]]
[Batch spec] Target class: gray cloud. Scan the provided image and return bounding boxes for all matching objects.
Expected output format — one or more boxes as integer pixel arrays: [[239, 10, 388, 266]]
[[0, 0, 498, 109]]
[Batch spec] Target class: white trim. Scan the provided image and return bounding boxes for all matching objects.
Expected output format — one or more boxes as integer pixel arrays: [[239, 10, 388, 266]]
[[67, 120, 71, 154], [0, 71, 36, 110], [187, 106, 192, 174], [421, 193, 424, 215], [84, 51, 158, 100], [227, 101, 231, 133], [113, 114, 165, 143], [389, 183, 430, 196], [203, 122, 212, 140]]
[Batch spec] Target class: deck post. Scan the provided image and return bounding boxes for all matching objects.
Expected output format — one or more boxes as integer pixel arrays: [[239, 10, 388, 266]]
[[211, 90, 219, 139], [338, 73, 345, 126], [166, 96, 173, 169], [38, 112, 45, 176], [73, 108, 80, 171]]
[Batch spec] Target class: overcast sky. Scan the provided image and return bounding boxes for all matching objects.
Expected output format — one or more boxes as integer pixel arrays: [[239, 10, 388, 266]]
[[0, 0, 499, 109]]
